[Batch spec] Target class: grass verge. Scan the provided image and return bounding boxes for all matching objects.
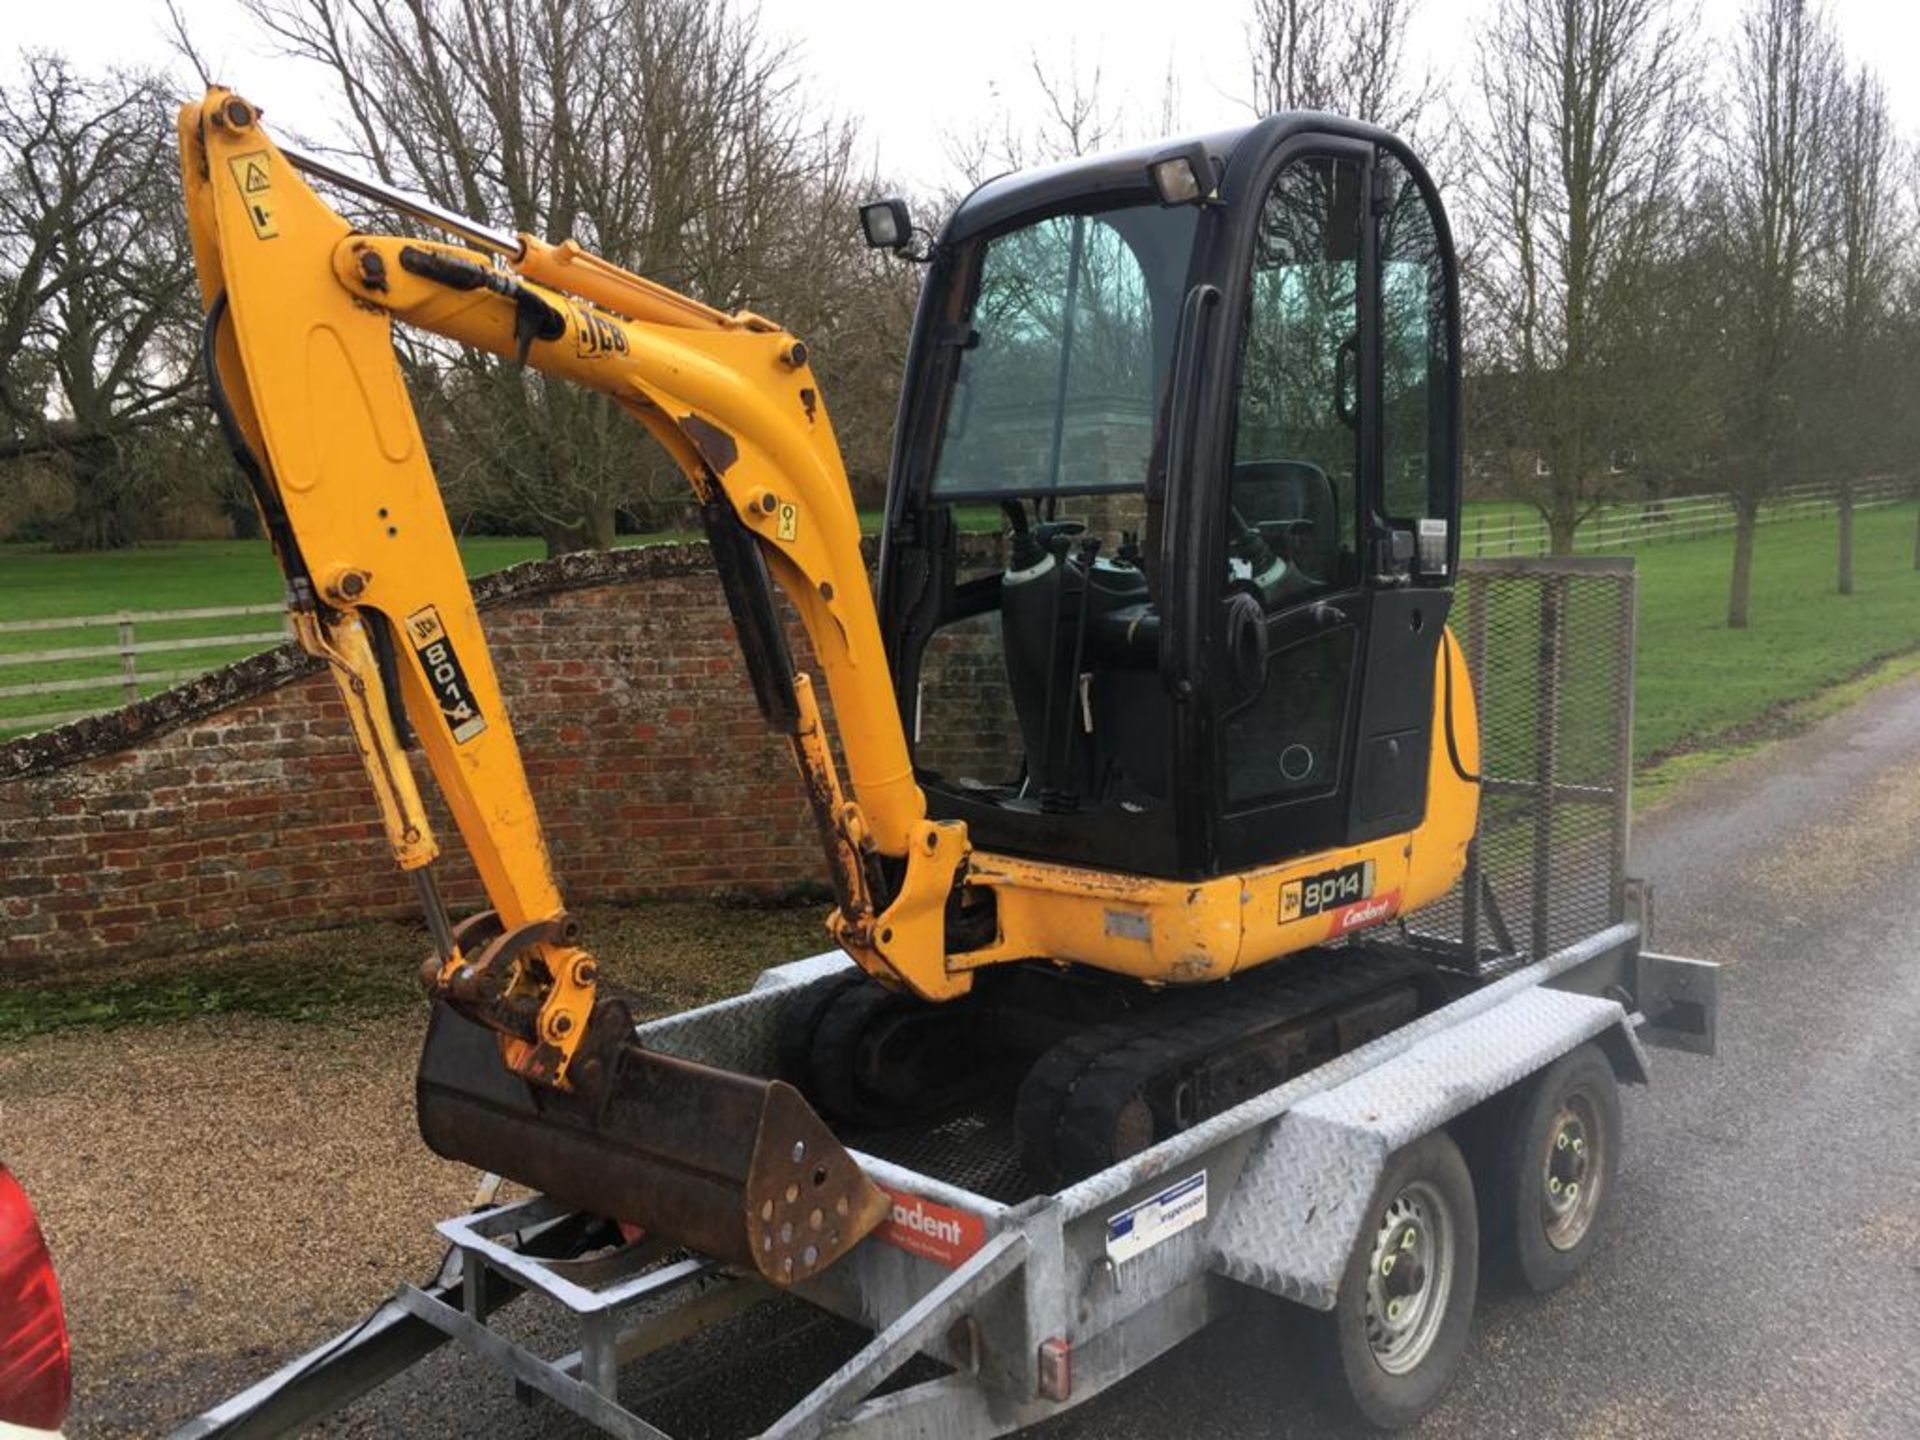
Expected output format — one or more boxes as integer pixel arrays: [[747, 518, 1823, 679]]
[[1634, 645, 1920, 808], [0, 899, 826, 1041]]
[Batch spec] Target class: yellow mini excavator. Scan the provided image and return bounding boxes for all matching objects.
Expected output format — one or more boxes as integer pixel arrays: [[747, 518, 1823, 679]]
[[179, 90, 1479, 1287]]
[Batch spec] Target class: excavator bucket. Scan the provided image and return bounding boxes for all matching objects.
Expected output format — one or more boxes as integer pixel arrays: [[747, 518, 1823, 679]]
[[416, 1004, 889, 1286]]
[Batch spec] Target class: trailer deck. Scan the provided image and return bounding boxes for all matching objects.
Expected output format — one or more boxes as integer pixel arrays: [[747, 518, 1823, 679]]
[[170, 558, 1721, 1440]]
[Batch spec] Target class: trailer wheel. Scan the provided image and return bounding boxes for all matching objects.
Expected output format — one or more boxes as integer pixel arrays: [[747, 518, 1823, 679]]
[[1500, 1042, 1620, 1294], [1316, 1130, 1479, 1431]]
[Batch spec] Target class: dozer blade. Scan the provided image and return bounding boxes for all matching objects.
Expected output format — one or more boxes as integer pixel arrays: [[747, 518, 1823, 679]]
[[415, 1002, 889, 1286]]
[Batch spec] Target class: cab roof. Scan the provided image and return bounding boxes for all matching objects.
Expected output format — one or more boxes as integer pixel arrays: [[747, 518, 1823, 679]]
[[940, 112, 1405, 245]]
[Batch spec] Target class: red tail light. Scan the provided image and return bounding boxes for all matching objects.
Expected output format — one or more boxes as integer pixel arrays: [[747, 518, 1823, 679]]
[[0, 1166, 70, 1432]]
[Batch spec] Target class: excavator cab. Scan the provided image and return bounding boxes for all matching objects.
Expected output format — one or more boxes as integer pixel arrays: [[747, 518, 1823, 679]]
[[881, 117, 1461, 884]]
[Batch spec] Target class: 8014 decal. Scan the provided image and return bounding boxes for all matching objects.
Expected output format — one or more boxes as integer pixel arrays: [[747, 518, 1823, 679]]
[[1280, 859, 1377, 923], [1279, 857, 1403, 936]]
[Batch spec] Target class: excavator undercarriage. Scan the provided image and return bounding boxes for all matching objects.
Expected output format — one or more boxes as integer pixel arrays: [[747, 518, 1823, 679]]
[[786, 946, 1445, 1194]]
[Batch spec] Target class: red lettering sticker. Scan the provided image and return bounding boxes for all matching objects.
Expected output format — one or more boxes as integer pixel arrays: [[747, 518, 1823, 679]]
[[876, 1189, 987, 1267], [1330, 889, 1401, 936]]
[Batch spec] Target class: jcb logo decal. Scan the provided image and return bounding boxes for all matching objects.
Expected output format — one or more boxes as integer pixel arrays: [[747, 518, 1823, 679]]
[[572, 304, 630, 359], [406, 608, 447, 647]]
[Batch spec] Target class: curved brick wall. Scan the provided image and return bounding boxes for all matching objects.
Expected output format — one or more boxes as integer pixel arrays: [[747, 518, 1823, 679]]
[[1, 544, 1007, 974]]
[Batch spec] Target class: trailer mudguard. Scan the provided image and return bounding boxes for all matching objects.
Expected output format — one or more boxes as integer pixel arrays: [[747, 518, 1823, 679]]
[[1209, 985, 1646, 1309]]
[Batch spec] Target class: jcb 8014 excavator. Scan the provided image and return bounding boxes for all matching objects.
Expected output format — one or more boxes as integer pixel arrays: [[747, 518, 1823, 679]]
[[178, 90, 1478, 1288]]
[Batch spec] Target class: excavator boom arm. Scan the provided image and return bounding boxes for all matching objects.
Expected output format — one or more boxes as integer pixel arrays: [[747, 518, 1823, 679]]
[[180, 92, 965, 1078], [177, 89, 924, 1281]]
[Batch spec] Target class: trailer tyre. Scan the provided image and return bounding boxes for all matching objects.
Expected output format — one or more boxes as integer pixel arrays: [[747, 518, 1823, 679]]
[[1501, 1042, 1620, 1294], [1317, 1130, 1479, 1431]]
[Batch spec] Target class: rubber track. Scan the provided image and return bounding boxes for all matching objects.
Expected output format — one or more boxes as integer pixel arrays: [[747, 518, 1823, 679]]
[[776, 972, 868, 1084], [807, 979, 914, 1127], [1020, 949, 1432, 1188]]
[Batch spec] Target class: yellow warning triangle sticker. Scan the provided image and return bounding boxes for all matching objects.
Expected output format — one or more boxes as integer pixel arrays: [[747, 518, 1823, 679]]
[[242, 160, 270, 193]]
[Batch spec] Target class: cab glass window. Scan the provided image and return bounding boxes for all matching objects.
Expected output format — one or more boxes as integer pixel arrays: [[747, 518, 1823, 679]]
[[1230, 155, 1364, 601], [930, 205, 1197, 500], [1379, 152, 1450, 525]]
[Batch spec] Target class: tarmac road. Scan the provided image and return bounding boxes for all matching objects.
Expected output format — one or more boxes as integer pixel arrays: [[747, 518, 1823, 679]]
[[225, 674, 1920, 1439]]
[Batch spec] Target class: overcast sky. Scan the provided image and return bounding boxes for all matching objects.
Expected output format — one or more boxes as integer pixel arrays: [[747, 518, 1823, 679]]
[[9, 0, 1920, 196]]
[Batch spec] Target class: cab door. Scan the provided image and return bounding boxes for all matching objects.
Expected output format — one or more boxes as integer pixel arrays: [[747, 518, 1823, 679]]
[[1206, 138, 1458, 873], [1351, 148, 1459, 843]]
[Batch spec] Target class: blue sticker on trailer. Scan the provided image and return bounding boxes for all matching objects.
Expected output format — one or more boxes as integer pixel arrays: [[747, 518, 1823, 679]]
[[1106, 1171, 1208, 1263]]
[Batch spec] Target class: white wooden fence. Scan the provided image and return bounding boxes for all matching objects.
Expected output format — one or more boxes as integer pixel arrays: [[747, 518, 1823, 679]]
[[2, 475, 1912, 736], [1464, 475, 1913, 558], [0, 603, 290, 733]]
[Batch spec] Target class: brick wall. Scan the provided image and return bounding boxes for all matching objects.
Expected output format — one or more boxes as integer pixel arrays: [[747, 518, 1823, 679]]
[[0, 543, 999, 976]]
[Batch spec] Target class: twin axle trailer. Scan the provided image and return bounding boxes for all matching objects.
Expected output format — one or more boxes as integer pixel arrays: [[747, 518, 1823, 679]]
[[174, 559, 1720, 1439]]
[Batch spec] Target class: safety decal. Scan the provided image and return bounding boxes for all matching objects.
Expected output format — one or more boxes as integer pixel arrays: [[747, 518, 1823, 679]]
[[1280, 858, 1376, 924], [776, 499, 799, 542], [225, 151, 279, 240], [404, 605, 487, 744], [1106, 1171, 1207, 1264], [876, 1189, 987, 1268]]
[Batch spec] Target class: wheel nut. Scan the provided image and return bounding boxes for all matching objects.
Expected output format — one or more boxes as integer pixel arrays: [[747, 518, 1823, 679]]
[[1549, 1177, 1562, 1194], [1556, 1131, 1569, 1150], [1566, 1182, 1580, 1200], [1572, 1137, 1585, 1153], [1400, 1228, 1416, 1251], [1386, 1299, 1403, 1322], [1381, 1255, 1395, 1277]]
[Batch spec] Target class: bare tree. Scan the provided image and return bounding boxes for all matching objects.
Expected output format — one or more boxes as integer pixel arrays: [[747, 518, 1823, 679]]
[[0, 56, 198, 548], [1462, 0, 1697, 553], [1717, 0, 1841, 626], [237, 0, 870, 553], [1820, 65, 1896, 594], [943, 50, 1119, 191], [1246, 0, 1433, 136]]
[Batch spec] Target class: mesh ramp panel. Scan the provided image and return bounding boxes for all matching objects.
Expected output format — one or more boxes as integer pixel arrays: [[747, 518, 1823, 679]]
[[1406, 557, 1636, 972]]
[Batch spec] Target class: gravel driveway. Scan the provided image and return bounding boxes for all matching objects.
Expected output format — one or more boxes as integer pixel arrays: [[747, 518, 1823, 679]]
[[15, 674, 1920, 1439]]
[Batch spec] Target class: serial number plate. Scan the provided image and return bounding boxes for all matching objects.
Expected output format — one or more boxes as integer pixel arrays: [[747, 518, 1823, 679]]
[[1280, 859, 1376, 923]]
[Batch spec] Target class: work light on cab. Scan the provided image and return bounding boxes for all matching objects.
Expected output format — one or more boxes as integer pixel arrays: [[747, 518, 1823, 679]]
[[858, 197, 914, 252], [1148, 143, 1216, 205]]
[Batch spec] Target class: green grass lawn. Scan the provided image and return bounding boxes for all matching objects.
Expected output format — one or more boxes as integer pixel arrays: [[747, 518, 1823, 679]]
[[0, 507, 1008, 732], [1630, 504, 1920, 761], [5, 506, 1919, 763], [0, 537, 550, 730]]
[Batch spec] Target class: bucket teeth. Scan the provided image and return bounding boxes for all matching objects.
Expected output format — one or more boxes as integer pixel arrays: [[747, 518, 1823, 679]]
[[416, 1001, 887, 1285]]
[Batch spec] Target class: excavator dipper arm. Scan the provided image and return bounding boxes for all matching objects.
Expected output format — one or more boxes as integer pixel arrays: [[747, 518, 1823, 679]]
[[178, 89, 914, 1282]]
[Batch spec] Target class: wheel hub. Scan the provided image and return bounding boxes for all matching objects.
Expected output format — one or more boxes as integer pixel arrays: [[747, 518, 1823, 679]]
[[1363, 1182, 1455, 1375], [1540, 1097, 1603, 1251]]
